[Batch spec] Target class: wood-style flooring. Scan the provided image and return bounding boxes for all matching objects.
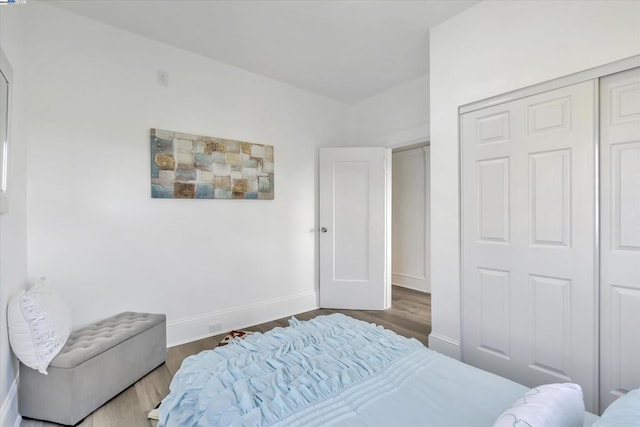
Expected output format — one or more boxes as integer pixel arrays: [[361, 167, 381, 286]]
[[21, 286, 430, 427]]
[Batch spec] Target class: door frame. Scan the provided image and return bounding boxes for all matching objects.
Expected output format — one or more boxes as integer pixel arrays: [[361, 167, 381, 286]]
[[388, 136, 431, 299], [390, 141, 431, 294], [316, 135, 431, 311]]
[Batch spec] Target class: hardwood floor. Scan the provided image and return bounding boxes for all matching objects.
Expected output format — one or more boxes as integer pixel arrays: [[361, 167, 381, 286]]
[[21, 286, 430, 427]]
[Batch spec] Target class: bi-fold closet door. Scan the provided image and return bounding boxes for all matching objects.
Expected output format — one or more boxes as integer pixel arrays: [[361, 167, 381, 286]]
[[461, 66, 640, 413]]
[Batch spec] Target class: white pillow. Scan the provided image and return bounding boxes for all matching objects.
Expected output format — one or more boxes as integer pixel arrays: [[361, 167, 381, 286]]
[[493, 383, 585, 427], [7, 278, 72, 374]]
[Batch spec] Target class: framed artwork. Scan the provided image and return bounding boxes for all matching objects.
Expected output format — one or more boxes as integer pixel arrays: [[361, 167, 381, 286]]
[[150, 128, 274, 200]]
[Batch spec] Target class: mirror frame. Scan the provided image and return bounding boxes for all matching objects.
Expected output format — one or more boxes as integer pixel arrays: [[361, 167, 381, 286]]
[[0, 46, 12, 195]]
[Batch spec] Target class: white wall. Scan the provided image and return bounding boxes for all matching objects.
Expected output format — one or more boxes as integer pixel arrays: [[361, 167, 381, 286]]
[[349, 74, 429, 147], [429, 0, 640, 358], [22, 2, 349, 346], [0, 5, 28, 427], [392, 147, 430, 292]]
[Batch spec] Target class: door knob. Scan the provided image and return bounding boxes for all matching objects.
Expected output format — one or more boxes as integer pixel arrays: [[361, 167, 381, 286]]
[[321, 227, 328, 233]]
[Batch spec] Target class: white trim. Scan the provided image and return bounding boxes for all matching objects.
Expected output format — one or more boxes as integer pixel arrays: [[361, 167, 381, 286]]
[[392, 146, 426, 157], [423, 145, 431, 294], [385, 122, 430, 149], [391, 272, 425, 281], [167, 291, 318, 347], [391, 281, 429, 293], [392, 142, 430, 154], [390, 141, 431, 294], [428, 333, 461, 359], [384, 148, 393, 309], [592, 78, 602, 413], [460, 54, 640, 114], [0, 374, 21, 427], [392, 273, 427, 293]]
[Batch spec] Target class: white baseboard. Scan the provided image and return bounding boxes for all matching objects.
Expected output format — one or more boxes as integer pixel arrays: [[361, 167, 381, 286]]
[[0, 374, 21, 427], [392, 282, 429, 293], [392, 273, 429, 293], [167, 291, 319, 347], [428, 333, 461, 360]]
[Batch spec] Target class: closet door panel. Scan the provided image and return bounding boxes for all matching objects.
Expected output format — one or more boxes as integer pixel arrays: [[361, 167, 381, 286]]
[[462, 80, 597, 411], [521, 83, 597, 410], [477, 158, 510, 243], [610, 286, 640, 394], [612, 142, 640, 250], [600, 67, 640, 412], [528, 274, 572, 380], [529, 149, 571, 247], [478, 268, 511, 358], [462, 105, 517, 376]]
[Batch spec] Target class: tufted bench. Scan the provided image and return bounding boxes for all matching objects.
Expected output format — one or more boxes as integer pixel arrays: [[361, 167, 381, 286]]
[[18, 312, 166, 425]]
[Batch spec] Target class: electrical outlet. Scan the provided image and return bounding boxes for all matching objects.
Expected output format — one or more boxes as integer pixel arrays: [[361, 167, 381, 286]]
[[157, 70, 168, 86], [208, 323, 222, 333]]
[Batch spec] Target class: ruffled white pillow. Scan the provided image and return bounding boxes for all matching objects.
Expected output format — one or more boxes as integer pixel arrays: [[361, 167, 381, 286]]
[[493, 383, 585, 427], [7, 278, 72, 374]]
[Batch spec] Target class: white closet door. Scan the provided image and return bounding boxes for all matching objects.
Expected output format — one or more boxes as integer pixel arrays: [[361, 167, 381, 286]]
[[461, 80, 597, 411], [600, 67, 640, 412]]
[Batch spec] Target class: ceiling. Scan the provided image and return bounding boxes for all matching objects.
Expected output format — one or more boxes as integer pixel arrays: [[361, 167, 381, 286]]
[[47, 0, 478, 105]]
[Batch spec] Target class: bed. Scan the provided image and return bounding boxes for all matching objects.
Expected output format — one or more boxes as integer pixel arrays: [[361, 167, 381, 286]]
[[159, 313, 605, 427]]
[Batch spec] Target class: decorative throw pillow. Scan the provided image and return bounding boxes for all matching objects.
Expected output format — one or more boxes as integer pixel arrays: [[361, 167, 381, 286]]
[[493, 383, 585, 427], [7, 278, 72, 374], [593, 388, 640, 426]]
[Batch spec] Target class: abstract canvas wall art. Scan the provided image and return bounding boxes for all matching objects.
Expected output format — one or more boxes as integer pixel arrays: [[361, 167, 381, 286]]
[[150, 128, 274, 200]]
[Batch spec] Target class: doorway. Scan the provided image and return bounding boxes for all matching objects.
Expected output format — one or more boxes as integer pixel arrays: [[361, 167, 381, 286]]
[[391, 142, 431, 340], [317, 144, 432, 341]]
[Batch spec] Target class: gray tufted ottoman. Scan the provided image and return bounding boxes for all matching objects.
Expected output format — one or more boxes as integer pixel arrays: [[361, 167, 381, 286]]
[[18, 312, 166, 425]]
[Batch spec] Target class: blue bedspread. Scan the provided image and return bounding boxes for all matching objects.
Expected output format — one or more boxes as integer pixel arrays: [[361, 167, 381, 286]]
[[159, 314, 598, 426], [160, 314, 425, 426]]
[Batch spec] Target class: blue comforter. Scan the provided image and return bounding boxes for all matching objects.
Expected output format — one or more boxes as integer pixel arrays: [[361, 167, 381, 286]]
[[159, 313, 597, 426]]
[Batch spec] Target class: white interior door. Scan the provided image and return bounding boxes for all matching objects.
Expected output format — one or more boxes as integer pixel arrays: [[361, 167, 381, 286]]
[[600, 67, 640, 412], [461, 80, 598, 411], [319, 147, 391, 310]]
